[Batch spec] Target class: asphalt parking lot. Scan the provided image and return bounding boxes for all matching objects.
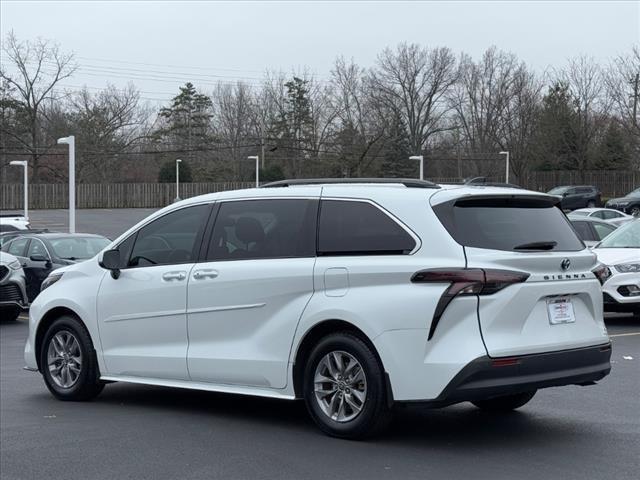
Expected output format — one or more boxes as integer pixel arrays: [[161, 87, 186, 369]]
[[1, 209, 639, 479]]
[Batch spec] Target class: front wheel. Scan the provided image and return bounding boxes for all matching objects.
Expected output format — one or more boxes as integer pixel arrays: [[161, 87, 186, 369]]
[[472, 390, 537, 411], [630, 206, 640, 217], [303, 332, 391, 439], [40, 316, 104, 401]]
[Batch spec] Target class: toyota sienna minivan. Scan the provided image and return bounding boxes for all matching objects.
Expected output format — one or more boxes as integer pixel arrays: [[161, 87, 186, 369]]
[[25, 179, 612, 438]]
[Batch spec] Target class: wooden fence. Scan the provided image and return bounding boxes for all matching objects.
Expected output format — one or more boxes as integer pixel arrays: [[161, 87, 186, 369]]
[[0, 171, 638, 210], [0, 182, 254, 210]]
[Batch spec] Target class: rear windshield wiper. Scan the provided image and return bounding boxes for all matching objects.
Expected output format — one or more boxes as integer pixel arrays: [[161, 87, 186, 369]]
[[513, 241, 558, 251]]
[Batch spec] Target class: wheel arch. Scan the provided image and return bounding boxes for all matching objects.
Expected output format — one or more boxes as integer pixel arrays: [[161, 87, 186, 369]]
[[291, 319, 390, 400], [35, 306, 87, 371]]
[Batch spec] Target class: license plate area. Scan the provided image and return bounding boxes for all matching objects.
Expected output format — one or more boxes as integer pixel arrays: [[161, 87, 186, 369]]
[[547, 297, 576, 325]]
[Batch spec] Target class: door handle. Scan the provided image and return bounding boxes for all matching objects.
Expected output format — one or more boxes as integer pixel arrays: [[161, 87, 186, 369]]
[[193, 269, 218, 280], [162, 271, 187, 281]]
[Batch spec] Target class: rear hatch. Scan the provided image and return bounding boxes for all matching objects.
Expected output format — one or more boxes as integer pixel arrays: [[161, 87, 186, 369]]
[[433, 191, 609, 357]]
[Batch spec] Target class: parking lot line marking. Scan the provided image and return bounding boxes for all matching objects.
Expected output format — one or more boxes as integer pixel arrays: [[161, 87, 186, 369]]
[[609, 332, 640, 338]]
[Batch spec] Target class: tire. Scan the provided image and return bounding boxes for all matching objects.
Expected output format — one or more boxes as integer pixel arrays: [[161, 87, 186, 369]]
[[587, 200, 596, 208], [472, 390, 536, 412], [0, 306, 21, 322], [303, 332, 392, 439], [630, 206, 640, 217], [40, 316, 104, 401]]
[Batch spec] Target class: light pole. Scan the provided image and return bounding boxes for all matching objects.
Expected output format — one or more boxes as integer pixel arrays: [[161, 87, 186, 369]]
[[57, 135, 76, 233], [175, 159, 182, 202], [499, 151, 510, 183], [409, 155, 424, 180], [9, 160, 28, 221], [248, 155, 259, 187]]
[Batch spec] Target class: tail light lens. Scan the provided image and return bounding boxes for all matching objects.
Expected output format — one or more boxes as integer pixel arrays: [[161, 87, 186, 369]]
[[592, 265, 611, 285], [412, 268, 530, 340]]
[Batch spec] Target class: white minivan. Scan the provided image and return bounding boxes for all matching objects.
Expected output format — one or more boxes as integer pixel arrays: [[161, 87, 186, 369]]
[[25, 179, 612, 438]]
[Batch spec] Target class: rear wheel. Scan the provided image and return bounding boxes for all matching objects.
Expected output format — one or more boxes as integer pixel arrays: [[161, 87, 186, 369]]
[[40, 316, 104, 401], [587, 200, 596, 208], [303, 332, 391, 439], [472, 390, 536, 411], [630, 206, 640, 217]]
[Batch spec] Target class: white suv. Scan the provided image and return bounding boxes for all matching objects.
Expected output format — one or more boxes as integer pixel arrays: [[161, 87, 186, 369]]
[[25, 179, 612, 438]]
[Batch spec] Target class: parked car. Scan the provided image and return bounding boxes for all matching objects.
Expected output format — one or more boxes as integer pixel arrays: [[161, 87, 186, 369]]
[[0, 251, 29, 321], [605, 187, 640, 217], [0, 229, 51, 248], [593, 219, 640, 316], [567, 215, 618, 248], [547, 185, 602, 210], [1, 233, 110, 302], [25, 179, 611, 439], [0, 213, 30, 232], [570, 208, 635, 227]]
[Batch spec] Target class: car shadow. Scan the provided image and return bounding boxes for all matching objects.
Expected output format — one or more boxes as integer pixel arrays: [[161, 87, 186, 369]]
[[94, 383, 585, 447]]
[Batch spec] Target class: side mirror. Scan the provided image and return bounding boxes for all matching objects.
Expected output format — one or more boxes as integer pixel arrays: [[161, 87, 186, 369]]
[[30, 254, 48, 262], [99, 249, 121, 279]]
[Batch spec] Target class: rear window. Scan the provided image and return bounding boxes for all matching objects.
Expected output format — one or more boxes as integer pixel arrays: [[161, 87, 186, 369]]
[[434, 197, 584, 252]]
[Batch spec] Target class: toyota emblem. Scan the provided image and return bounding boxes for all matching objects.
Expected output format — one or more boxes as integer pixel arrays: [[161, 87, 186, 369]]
[[561, 258, 571, 271]]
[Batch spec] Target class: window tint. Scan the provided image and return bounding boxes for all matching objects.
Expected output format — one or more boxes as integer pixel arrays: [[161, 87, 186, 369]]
[[591, 211, 604, 219], [592, 222, 616, 240], [6, 237, 28, 257], [318, 200, 416, 255], [601, 210, 621, 220], [434, 199, 584, 252], [27, 239, 48, 258], [206, 199, 316, 261], [571, 221, 594, 241], [128, 205, 210, 267]]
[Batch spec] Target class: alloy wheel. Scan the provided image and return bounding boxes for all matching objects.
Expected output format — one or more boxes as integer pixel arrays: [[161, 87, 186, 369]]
[[313, 350, 367, 423], [47, 330, 83, 388]]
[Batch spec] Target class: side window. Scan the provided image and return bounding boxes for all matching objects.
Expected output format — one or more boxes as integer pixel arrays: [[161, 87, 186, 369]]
[[592, 211, 605, 219], [571, 221, 594, 241], [6, 237, 29, 257], [206, 199, 316, 261], [593, 223, 616, 240], [27, 239, 48, 258], [318, 200, 416, 255], [602, 210, 620, 220], [128, 205, 210, 267]]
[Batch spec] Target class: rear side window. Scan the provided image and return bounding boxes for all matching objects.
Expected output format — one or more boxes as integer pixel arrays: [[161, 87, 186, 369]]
[[434, 198, 584, 252], [593, 222, 616, 240], [318, 200, 416, 255], [206, 199, 316, 261]]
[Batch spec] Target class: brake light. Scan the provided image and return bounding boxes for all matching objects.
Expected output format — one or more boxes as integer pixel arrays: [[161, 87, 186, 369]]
[[492, 358, 520, 367], [412, 268, 530, 340], [592, 265, 611, 285]]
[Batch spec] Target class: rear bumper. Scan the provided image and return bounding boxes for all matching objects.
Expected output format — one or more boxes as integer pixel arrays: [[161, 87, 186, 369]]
[[400, 343, 612, 407]]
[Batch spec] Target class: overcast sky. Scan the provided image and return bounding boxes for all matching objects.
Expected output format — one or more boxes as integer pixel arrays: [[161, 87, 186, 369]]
[[1, 0, 638, 102]]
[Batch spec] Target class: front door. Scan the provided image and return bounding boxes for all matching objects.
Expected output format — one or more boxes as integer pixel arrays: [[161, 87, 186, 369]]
[[187, 197, 318, 389], [97, 204, 211, 380]]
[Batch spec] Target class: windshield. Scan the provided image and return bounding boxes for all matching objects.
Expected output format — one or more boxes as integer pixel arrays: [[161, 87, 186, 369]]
[[597, 220, 640, 248], [548, 186, 569, 195], [49, 237, 110, 260], [628, 188, 640, 198]]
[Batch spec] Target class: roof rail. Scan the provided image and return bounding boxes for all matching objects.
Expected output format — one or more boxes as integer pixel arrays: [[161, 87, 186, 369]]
[[260, 178, 440, 189]]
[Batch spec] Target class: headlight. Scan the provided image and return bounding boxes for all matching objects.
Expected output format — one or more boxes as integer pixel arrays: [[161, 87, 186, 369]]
[[8, 260, 22, 270], [41, 272, 64, 292], [615, 263, 640, 273]]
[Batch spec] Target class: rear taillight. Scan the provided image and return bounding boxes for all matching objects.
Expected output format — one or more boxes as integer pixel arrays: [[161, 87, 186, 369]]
[[412, 268, 530, 340], [592, 265, 611, 285]]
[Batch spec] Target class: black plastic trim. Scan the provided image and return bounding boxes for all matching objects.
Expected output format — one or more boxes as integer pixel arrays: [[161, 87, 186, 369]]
[[399, 343, 612, 407]]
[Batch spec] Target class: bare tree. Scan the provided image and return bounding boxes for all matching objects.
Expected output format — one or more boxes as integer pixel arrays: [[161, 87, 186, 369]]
[[0, 32, 76, 181], [605, 46, 640, 165], [369, 43, 458, 156]]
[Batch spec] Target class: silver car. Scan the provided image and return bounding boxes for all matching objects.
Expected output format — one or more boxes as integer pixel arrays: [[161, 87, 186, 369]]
[[0, 251, 28, 321]]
